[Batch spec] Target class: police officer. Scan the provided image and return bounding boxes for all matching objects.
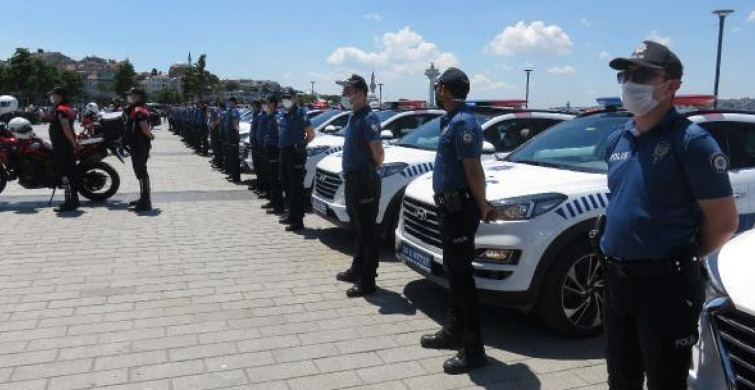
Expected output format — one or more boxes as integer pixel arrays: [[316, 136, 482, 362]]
[[416, 68, 497, 374], [211, 103, 224, 169], [278, 89, 315, 231], [198, 102, 210, 156], [248, 99, 262, 191], [48, 86, 80, 212], [124, 88, 155, 212], [253, 98, 270, 198], [333, 74, 384, 297], [601, 41, 738, 390], [261, 95, 284, 213], [224, 97, 241, 183]]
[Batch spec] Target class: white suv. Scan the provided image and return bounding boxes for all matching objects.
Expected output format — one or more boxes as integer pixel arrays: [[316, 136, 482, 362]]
[[311, 110, 574, 240], [304, 109, 444, 196], [689, 226, 755, 390], [396, 110, 755, 336]]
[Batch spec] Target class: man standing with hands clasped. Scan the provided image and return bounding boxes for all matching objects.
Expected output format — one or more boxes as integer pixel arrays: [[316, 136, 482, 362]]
[[601, 41, 738, 389], [418, 67, 498, 375], [334, 74, 384, 298]]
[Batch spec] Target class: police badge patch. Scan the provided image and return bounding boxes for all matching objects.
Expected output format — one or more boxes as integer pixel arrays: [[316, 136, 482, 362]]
[[652, 141, 671, 164], [462, 132, 473, 145], [710, 152, 730, 173], [371, 123, 380, 134]]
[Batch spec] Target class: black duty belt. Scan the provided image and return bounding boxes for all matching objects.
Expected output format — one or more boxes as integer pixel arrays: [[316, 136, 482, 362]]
[[344, 166, 376, 179], [605, 256, 685, 277], [433, 190, 472, 206]]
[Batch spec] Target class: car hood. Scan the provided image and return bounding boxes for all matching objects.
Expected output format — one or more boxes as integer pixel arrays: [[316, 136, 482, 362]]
[[716, 229, 755, 316], [239, 122, 250, 137], [316, 152, 344, 174], [308, 134, 344, 149], [404, 161, 606, 206]]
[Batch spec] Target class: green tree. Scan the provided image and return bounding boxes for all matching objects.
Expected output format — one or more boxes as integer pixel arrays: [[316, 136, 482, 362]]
[[27, 57, 59, 103], [59, 70, 83, 102], [155, 88, 181, 104], [224, 81, 240, 91], [114, 60, 136, 97], [182, 53, 219, 102]]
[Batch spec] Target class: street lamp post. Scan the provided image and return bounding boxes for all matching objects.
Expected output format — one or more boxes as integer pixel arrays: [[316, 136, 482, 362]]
[[310, 81, 315, 96], [524, 69, 533, 109], [712, 9, 734, 109], [378, 83, 383, 106]]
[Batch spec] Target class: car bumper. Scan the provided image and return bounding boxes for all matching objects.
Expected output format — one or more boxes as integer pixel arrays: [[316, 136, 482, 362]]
[[311, 191, 350, 228]]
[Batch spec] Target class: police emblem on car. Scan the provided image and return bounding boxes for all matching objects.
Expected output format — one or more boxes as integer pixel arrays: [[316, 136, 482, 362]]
[[710, 152, 729, 173], [652, 141, 670, 164]]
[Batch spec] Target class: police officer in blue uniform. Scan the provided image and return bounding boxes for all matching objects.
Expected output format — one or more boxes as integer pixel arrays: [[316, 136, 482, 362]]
[[601, 41, 738, 390], [418, 68, 498, 375], [248, 100, 263, 192], [254, 99, 271, 198], [198, 102, 210, 156], [261, 95, 284, 213], [225, 97, 242, 183], [278, 89, 315, 231], [210, 104, 222, 168], [334, 74, 384, 297]]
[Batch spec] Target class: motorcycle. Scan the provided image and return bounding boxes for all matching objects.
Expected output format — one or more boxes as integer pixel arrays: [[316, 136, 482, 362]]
[[0, 122, 125, 202]]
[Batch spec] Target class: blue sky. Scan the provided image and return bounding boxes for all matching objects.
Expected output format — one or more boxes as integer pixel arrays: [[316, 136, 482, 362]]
[[2, 1, 754, 107]]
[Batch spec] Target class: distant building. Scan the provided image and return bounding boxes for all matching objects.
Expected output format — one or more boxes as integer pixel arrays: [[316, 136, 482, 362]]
[[140, 74, 172, 96]]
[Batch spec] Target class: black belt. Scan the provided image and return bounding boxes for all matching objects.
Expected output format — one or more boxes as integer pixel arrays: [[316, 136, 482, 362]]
[[605, 256, 684, 277], [344, 167, 376, 179], [433, 189, 472, 206]]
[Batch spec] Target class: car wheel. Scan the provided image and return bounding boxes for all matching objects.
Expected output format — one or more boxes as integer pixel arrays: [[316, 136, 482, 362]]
[[538, 239, 604, 337]]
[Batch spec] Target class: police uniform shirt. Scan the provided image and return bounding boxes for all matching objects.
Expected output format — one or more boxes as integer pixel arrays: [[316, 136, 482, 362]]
[[342, 106, 381, 172], [278, 107, 311, 148], [264, 111, 280, 147], [600, 108, 733, 260], [226, 108, 240, 139], [210, 107, 219, 126], [432, 104, 482, 194], [256, 112, 268, 143]]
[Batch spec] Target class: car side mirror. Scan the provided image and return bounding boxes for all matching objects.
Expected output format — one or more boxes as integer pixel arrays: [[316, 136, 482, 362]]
[[482, 141, 495, 154], [380, 130, 393, 140]]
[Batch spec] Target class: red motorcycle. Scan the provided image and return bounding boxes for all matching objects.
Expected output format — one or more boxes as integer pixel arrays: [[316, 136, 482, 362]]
[[0, 121, 124, 202]]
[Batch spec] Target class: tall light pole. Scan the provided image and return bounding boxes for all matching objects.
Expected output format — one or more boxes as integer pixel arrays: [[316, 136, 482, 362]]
[[378, 83, 383, 106], [712, 9, 734, 109], [310, 81, 315, 96], [524, 69, 533, 108]]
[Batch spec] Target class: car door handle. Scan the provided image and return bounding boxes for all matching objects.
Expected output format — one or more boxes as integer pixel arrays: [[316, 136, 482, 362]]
[[733, 192, 746, 199]]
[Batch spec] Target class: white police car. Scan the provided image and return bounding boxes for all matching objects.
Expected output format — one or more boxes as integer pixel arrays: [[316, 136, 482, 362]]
[[689, 226, 755, 390], [311, 110, 574, 241], [304, 109, 444, 196], [396, 109, 755, 336]]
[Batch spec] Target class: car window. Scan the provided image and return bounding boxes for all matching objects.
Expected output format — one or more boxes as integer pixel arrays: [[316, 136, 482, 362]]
[[326, 115, 350, 134], [384, 115, 418, 138], [484, 118, 533, 152], [700, 121, 755, 170], [530, 118, 564, 134], [310, 110, 340, 128]]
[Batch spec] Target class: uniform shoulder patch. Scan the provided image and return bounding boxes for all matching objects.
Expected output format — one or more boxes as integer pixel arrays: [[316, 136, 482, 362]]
[[710, 152, 729, 173], [462, 131, 474, 145]]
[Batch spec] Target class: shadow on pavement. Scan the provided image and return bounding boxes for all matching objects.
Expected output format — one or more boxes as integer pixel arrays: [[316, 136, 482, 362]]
[[403, 279, 605, 363], [0, 201, 46, 214], [315, 226, 399, 263], [364, 286, 417, 315], [134, 208, 162, 217]]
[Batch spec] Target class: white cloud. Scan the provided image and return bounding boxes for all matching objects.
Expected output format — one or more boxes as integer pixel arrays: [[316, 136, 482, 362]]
[[484, 21, 573, 56], [646, 30, 673, 46], [747, 10, 755, 21], [363, 13, 382, 21], [579, 18, 591, 27], [546, 65, 576, 75], [598, 51, 612, 61], [470, 73, 508, 91], [327, 26, 458, 79]]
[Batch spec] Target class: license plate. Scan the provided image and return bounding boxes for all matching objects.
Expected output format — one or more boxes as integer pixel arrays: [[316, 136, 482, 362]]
[[400, 243, 433, 274], [312, 198, 327, 215]]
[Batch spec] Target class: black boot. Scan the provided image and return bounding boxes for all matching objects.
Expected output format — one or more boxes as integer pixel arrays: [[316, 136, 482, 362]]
[[336, 268, 359, 283], [133, 177, 152, 211], [420, 329, 461, 350], [442, 347, 487, 375], [54, 176, 80, 212], [346, 281, 376, 298], [129, 179, 145, 206]]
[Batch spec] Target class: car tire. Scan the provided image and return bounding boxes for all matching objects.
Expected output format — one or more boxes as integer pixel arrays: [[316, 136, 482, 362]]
[[537, 239, 604, 337]]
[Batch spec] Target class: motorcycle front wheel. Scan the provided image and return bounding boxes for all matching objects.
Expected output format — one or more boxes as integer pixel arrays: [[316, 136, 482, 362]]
[[78, 161, 120, 202]]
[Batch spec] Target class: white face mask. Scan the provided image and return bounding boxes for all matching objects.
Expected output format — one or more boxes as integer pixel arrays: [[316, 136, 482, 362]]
[[127, 96, 135, 104], [341, 95, 353, 110], [49, 96, 55, 104], [620, 81, 668, 116], [282, 99, 294, 109]]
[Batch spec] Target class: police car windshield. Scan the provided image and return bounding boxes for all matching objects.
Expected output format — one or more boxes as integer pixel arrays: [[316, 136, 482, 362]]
[[506, 114, 630, 173], [396, 114, 492, 150], [334, 110, 399, 136], [310, 110, 341, 128]]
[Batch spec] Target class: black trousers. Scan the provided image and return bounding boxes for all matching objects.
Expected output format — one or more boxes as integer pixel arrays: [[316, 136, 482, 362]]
[[129, 138, 151, 180], [51, 137, 76, 182], [211, 127, 222, 165], [345, 169, 381, 287], [199, 124, 209, 156], [279, 145, 306, 224], [437, 197, 483, 349], [253, 141, 269, 193], [226, 137, 240, 180], [265, 145, 282, 209], [604, 261, 700, 390]]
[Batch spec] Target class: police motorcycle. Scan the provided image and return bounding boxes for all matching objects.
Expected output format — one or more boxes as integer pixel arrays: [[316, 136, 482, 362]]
[[0, 117, 125, 202]]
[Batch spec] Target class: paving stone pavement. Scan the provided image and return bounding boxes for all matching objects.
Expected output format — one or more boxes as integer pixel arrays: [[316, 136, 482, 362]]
[[0, 123, 608, 389]]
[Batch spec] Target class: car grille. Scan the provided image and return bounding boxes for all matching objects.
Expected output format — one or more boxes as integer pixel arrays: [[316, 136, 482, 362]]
[[402, 196, 441, 249], [712, 308, 755, 389], [242, 144, 251, 159], [314, 169, 342, 200]]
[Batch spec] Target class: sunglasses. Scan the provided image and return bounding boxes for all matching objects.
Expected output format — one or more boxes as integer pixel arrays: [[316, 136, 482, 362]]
[[616, 69, 664, 84]]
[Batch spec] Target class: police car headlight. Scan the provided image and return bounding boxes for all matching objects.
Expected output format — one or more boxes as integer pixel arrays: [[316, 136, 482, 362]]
[[307, 146, 330, 156], [490, 193, 567, 221], [379, 162, 408, 178]]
